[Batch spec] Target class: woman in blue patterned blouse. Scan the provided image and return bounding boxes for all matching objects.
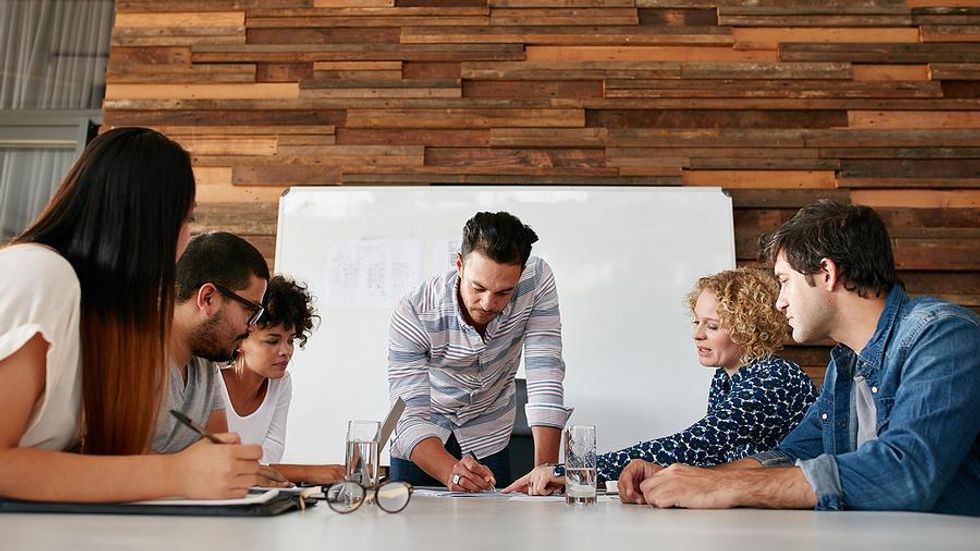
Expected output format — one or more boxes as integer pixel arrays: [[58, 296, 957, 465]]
[[503, 267, 819, 496]]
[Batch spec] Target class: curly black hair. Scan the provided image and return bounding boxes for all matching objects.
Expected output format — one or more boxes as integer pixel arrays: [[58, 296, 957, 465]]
[[257, 275, 318, 348]]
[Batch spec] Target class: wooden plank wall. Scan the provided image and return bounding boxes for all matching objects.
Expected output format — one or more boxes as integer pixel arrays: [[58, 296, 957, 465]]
[[104, 0, 980, 385]]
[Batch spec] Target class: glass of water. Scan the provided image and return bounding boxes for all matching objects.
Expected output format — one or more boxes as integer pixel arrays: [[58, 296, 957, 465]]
[[564, 425, 597, 505], [346, 420, 380, 487]]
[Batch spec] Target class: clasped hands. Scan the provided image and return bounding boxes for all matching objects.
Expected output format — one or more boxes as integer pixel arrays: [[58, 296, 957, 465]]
[[617, 459, 736, 509]]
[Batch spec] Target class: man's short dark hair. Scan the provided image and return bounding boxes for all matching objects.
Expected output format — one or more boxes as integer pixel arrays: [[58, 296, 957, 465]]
[[176, 231, 270, 302], [760, 199, 899, 298], [461, 211, 539, 267]]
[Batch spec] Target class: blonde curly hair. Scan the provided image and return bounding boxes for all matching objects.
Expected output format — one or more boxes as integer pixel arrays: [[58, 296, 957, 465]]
[[686, 267, 788, 368]]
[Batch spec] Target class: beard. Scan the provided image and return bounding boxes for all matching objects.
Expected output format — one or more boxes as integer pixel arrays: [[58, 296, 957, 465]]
[[189, 315, 247, 363]]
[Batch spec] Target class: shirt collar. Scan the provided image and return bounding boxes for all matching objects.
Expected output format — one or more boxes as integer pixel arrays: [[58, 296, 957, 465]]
[[857, 284, 908, 371]]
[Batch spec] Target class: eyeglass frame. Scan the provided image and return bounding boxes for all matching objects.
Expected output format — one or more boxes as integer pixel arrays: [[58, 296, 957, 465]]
[[211, 283, 265, 326], [317, 480, 414, 514]]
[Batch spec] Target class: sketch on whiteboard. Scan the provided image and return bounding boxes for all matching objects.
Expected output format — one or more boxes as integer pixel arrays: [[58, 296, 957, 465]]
[[323, 239, 424, 308], [430, 238, 462, 275]]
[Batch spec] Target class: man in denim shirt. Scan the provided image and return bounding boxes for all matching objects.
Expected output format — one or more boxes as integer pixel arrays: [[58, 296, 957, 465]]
[[618, 200, 980, 516]]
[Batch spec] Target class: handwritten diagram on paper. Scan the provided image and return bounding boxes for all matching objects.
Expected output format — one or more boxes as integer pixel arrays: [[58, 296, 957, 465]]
[[324, 240, 424, 309]]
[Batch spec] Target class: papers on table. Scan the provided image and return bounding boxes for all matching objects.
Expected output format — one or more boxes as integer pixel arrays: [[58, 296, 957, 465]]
[[414, 489, 511, 499], [129, 489, 281, 507]]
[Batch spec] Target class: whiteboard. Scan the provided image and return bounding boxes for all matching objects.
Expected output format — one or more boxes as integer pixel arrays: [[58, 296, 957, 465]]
[[275, 186, 735, 464]]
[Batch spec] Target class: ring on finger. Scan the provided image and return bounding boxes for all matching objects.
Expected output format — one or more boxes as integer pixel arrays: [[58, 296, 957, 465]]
[[452, 473, 462, 486]]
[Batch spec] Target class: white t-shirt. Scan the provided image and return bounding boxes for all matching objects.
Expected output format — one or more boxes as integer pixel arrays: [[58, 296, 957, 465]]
[[0, 244, 82, 450], [217, 371, 292, 463]]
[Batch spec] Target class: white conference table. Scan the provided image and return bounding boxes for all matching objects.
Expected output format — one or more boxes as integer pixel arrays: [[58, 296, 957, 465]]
[[2, 495, 978, 551]]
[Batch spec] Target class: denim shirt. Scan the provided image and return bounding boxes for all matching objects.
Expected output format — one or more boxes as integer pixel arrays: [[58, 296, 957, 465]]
[[753, 285, 980, 516]]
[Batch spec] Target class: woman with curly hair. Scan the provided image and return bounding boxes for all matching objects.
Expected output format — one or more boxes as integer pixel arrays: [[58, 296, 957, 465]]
[[218, 274, 343, 484], [504, 267, 818, 496]]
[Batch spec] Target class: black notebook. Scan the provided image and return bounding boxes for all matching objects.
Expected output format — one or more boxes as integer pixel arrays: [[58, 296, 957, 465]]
[[0, 488, 314, 517]]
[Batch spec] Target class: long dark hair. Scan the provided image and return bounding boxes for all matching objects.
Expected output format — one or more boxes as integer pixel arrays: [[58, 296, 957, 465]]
[[15, 127, 195, 455]]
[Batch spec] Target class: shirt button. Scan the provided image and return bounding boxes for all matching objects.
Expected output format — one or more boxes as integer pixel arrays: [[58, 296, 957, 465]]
[[871, 386, 878, 394], [821, 413, 828, 420]]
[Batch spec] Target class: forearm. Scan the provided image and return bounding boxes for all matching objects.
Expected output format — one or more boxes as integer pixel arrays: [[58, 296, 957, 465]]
[[271, 463, 341, 485], [409, 437, 457, 486], [531, 426, 561, 465], [0, 448, 176, 502], [711, 457, 765, 471], [728, 466, 816, 509]]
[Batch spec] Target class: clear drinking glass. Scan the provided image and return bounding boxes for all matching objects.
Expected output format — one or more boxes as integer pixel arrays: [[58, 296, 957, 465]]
[[564, 425, 597, 505], [346, 420, 380, 487]]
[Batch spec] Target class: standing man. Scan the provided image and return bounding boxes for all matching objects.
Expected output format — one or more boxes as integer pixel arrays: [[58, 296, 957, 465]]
[[388, 212, 571, 491], [619, 200, 979, 516]]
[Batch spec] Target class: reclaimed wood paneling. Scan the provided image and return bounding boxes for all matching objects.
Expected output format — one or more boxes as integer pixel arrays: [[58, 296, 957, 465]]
[[105, 1, 980, 387]]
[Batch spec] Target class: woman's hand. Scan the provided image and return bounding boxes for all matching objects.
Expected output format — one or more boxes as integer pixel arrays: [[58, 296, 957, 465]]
[[169, 433, 263, 499], [301, 464, 346, 485], [502, 464, 564, 496]]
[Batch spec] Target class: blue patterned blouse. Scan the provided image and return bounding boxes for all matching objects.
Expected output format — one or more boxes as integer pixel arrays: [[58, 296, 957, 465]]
[[557, 355, 818, 482]]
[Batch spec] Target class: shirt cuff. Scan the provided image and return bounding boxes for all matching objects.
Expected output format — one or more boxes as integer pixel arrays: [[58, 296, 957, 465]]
[[524, 403, 574, 429], [796, 453, 844, 511], [391, 422, 443, 461], [751, 450, 795, 468]]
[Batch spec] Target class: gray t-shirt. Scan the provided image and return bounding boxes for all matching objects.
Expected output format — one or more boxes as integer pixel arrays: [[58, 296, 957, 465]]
[[152, 357, 226, 454]]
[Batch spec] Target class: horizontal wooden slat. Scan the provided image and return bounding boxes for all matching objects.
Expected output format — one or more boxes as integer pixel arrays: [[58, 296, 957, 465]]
[[805, 129, 980, 147], [848, 111, 980, 129], [728, 189, 851, 208], [489, 8, 640, 26], [683, 170, 838, 188], [114, 11, 245, 27], [104, 83, 300, 100], [587, 109, 848, 128], [490, 128, 608, 147], [401, 26, 733, 45], [337, 128, 490, 146], [606, 128, 809, 147], [852, 64, 930, 81], [604, 80, 941, 99], [732, 27, 919, 49], [780, 43, 980, 63], [462, 60, 682, 79], [525, 46, 779, 62], [851, 189, 980, 208], [463, 80, 603, 99], [345, 108, 586, 128], [930, 64, 980, 80], [191, 44, 526, 63]]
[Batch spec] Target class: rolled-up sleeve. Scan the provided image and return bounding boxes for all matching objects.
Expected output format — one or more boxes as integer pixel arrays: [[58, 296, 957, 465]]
[[388, 296, 439, 460], [523, 260, 573, 429]]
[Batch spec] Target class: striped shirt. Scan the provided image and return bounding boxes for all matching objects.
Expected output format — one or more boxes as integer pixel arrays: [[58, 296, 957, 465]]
[[388, 256, 572, 460]]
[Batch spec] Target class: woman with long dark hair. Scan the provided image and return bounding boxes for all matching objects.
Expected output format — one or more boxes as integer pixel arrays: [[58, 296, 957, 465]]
[[0, 127, 263, 501]]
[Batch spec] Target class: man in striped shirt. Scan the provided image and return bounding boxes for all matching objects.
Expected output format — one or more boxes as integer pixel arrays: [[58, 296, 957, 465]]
[[388, 212, 571, 491]]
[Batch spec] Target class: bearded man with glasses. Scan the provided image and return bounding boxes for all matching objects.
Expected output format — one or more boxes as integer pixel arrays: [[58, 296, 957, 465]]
[[150, 232, 290, 488]]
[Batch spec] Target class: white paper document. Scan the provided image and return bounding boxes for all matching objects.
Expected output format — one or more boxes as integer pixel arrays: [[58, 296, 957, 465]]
[[129, 489, 280, 507]]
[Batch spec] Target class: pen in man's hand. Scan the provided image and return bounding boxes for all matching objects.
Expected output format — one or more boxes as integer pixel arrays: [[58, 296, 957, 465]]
[[169, 409, 223, 444], [467, 451, 496, 486]]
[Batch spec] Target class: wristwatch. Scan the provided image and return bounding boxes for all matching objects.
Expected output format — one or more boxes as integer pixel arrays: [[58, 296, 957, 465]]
[[538, 462, 564, 477]]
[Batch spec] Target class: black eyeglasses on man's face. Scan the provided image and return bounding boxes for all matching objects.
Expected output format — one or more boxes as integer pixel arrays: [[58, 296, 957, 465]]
[[212, 283, 265, 326]]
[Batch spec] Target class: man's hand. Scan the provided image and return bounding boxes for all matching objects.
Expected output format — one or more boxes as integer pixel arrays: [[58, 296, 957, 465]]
[[447, 456, 495, 492], [502, 464, 563, 496], [639, 464, 736, 509], [618, 459, 663, 504]]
